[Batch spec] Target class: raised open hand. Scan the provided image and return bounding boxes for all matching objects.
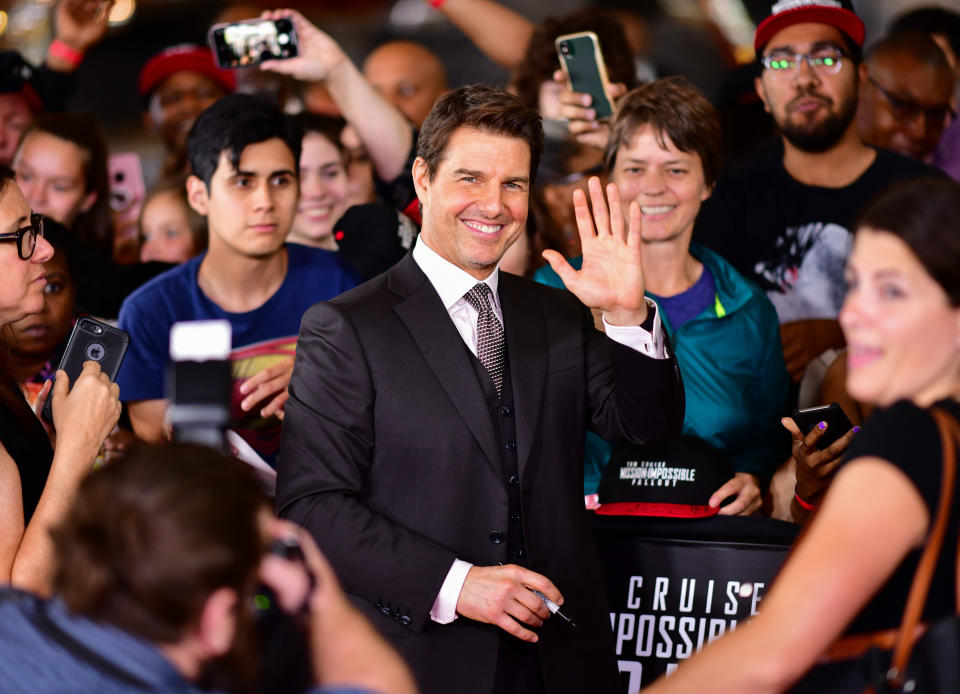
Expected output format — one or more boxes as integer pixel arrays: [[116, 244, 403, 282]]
[[542, 177, 647, 326]]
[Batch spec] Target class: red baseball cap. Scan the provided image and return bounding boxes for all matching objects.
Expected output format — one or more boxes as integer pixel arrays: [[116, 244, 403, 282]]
[[138, 44, 236, 98], [754, 0, 865, 53]]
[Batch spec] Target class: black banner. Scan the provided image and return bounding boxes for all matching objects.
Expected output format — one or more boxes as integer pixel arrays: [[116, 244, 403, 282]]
[[593, 516, 797, 692]]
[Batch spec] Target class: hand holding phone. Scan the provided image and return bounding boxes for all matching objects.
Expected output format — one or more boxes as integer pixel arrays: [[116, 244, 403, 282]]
[[209, 17, 299, 69], [791, 402, 854, 450], [555, 32, 615, 120], [42, 317, 128, 422]]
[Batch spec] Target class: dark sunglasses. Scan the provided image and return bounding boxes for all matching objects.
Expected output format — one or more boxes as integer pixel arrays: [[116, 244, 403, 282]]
[[0, 213, 44, 260]]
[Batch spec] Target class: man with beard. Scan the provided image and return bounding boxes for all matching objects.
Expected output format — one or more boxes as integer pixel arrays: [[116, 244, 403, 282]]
[[0, 443, 415, 694], [693, 0, 941, 383]]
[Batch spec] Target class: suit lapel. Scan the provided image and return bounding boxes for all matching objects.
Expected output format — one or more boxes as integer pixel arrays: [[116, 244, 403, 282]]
[[389, 255, 501, 477], [499, 273, 547, 477]]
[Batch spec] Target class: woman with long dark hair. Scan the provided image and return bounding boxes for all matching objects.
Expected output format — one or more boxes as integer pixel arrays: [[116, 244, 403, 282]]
[[642, 177, 960, 692], [0, 165, 120, 595]]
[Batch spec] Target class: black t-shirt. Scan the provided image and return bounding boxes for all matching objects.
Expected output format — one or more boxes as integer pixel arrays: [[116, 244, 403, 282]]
[[840, 399, 960, 634], [0, 381, 53, 525], [693, 145, 941, 324]]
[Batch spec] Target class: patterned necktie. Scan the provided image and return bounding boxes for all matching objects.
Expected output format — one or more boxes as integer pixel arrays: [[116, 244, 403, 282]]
[[463, 282, 505, 397]]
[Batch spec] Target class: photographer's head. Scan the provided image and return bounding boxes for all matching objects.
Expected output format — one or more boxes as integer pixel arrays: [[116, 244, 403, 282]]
[[186, 94, 301, 259], [52, 443, 270, 686]]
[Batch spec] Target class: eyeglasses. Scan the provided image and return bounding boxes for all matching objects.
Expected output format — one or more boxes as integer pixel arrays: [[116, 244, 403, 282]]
[[761, 46, 845, 80], [866, 75, 956, 127], [0, 214, 44, 260]]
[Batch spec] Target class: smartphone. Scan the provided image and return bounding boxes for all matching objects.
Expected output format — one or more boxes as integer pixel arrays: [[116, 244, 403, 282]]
[[792, 402, 854, 451], [42, 317, 130, 422], [555, 31, 615, 120], [208, 17, 298, 70]]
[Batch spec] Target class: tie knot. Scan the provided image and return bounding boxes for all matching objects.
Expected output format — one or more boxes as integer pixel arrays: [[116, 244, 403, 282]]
[[464, 283, 493, 312]]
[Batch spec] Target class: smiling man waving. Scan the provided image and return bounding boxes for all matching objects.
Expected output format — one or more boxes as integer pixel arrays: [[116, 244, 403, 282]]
[[278, 84, 684, 694]]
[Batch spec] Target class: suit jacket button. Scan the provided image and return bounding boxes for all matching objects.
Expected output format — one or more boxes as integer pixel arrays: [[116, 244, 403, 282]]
[[510, 511, 521, 522], [514, 547, 524, 558], [400, 615, 412, 626], [489, 530, 505, 544], [505, 441, 517, 452], [508, 474, 520, 487], [500, 406, 512, 417]]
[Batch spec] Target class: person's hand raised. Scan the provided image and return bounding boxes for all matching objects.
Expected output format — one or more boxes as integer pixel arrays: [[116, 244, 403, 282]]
[[258, 9, 347, 83], [542, 177, 647, 326], [54, 0, 114, 54], [552, 70, 627, 150]]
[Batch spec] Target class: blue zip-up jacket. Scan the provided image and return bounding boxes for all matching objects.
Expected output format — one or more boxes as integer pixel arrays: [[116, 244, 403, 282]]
[[534, 244, 790, 492]]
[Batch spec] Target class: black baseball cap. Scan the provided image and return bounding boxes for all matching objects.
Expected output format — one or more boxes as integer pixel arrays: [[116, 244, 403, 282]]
[[333, 203, 419, 281], [0, 52, 44, 112], [595, 436, 734, 518], [754, 0, 865, 53]]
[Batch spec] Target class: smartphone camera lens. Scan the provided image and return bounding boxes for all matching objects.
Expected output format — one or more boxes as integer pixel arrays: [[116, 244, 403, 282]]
[[560, 41, 571, 55], [278, 33, 289, 45], [94, 325, 103, 335]]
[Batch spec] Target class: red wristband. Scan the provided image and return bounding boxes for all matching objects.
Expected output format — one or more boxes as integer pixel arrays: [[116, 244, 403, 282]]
[[429, 0, 446, 8], [794, 492, 818, 511], [49, 39, 84, 68]]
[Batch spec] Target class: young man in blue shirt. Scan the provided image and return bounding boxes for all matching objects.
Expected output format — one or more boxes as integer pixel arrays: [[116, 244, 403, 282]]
[[117, 94, 358, 464]]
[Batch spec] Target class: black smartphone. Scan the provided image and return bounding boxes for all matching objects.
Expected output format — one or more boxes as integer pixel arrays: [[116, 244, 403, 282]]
[[555, 31, 615, 120], [42, 317, 129, 422], [208, 17, 299, 69], [792, 402, 854, 451]]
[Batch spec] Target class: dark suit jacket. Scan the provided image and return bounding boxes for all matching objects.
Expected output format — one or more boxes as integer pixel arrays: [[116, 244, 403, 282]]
[[277, 253, 684, 694]]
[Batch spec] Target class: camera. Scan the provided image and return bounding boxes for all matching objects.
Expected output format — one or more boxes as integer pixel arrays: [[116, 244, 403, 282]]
[[166, 320, 232, 449]]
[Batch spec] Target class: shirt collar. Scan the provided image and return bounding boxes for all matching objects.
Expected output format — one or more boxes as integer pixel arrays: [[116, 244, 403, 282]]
[[412, 237, 500, 311]]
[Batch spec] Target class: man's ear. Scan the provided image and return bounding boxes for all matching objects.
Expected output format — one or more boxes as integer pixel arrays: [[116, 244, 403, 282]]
[[857, 62, 869, 96], [754, 76, 771, 114], [186, 175, 210, 217], [411, 157, 430, 210], [195, 587, 238, 658]]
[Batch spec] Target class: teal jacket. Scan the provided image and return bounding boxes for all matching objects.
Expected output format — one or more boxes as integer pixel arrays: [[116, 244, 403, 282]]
[[534, 244, 790, 493]]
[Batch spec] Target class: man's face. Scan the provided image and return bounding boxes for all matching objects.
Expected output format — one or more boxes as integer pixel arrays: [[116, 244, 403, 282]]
[[0, 93, 33, 166], [148, 71, 228, 151], [363, 42, 449, 128], [187, 138, 297, 260], [413, 126, 530, 280], [856, 52, 955, 160], [755, 23, 859, 153]]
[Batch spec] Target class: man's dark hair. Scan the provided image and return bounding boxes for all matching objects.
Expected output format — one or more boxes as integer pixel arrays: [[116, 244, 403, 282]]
[[187, 93, 302, 187], [856, 178, 960, 307], [604, 76, 723, 189], [512, 8, 638, 115], [417, 84, 544, 183], [52, 443, 269, 644], [890, 6, 960, 61], [866, 30, 953, 71]]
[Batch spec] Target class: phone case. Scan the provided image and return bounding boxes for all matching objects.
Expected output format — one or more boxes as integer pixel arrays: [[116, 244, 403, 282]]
[[792, 403, 854, 451], [208, 17, 298, 70], [41, 318, 129, 422], [555, 31, 615, 120]]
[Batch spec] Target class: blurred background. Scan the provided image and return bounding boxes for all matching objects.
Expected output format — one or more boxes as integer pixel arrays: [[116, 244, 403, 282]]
[[0, 0, 955, 182]]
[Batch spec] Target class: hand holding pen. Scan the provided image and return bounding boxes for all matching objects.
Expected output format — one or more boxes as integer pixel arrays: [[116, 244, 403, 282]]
[[457, 563, 571, 642]]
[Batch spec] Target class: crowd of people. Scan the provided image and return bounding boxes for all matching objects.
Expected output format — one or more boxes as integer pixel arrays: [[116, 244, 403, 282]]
[[1, 0, 960, 692]]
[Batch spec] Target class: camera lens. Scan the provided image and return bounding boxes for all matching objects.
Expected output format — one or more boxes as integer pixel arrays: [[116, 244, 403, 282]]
[[94, 325, 103, 334], [560, 42, 570, 55]]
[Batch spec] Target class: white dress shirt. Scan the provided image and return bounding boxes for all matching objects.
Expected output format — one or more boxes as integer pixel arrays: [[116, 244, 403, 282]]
[[412, 238, 668, 623]]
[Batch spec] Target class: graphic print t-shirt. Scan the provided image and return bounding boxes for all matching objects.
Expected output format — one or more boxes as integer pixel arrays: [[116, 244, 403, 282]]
[[117, 243, 358, 465], [693, 145, 941, 323]]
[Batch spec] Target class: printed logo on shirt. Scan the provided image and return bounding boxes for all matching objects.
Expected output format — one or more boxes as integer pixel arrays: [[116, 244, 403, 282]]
[[754, 221, 851, 323]]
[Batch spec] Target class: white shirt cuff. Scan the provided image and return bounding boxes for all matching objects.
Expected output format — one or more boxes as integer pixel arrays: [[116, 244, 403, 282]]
[[430, 558, 473, 624], [602, 298, 668, 359]]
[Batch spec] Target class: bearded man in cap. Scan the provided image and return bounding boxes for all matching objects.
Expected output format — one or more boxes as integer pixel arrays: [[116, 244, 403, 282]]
[[693, 0, 942, 384]]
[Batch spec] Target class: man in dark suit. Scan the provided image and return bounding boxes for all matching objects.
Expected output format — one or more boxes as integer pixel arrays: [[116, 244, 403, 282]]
[[278, 84, 684, 694]]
